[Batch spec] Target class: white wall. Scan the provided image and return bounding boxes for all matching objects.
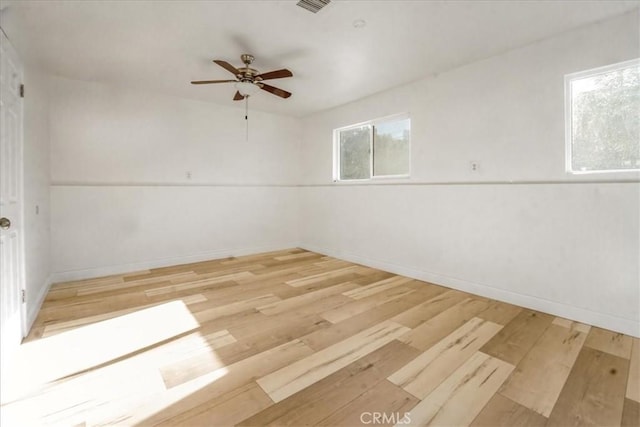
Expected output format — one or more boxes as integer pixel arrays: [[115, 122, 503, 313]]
[[299, 11, 640, 336], [49, 77, 300, 280], [22, 67, 51, 331]]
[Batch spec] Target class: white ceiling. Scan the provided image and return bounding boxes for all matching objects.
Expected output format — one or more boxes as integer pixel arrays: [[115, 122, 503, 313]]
[[1, 0, 639, 117]]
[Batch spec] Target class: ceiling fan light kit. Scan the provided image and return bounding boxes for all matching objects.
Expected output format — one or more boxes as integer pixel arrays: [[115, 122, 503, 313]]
[[235, 81, 259, 97]]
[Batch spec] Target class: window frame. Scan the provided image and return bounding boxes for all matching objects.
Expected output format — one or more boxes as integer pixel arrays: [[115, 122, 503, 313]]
[[564, 58, 640, 175], [333, 113, 411, 182]]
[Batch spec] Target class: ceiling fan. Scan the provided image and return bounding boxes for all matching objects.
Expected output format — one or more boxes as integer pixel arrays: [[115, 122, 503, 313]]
[[191, 54, 293, 100]]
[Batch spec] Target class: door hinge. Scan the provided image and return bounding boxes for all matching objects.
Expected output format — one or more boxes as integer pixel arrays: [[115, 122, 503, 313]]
[[19, 84, 24, 98], [21, 289, 26, 303]]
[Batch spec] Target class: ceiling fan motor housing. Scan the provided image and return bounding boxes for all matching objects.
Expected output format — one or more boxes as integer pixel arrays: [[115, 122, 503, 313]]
[[238, 55, 260, 82]]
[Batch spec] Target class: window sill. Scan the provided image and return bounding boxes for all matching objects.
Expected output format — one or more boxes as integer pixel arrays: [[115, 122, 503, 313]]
[[333, 175, 411, 184]]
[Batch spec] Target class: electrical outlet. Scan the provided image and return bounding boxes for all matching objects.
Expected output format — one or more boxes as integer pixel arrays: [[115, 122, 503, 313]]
[[186, 171, 192, 180], [470, 161, 480, 172], [35, 205, 39, 215]]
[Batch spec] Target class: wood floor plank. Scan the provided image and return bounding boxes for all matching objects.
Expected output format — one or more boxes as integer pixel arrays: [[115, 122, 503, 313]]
[[122, 269, 197, 283], [480, 309, 554, 365], [477, 300, 523, 325], [160, 313, 329, 388], [342, 276, 414, 300], [129, 339, 314, 426], [389, 317, 503, 399], [317, 379, 418, 427], [50, 275, 125, 291], [274, 251, 320, 261], [41, 294, 207, 337], [272, 272, 364, 299], [351, 270, 395, 286], [285, 266, 361, 287], [584, 326, 633, 359], [321, 286, 415, 324], [291, 294, 353, 317], [238, 340, 420, 427], [400, 279, 447, 295], [158, 382, 273, 427], [77, 272, 198, 296], [547, 347, 628, 426], [293, 259, 355, 277], [144, 271, 252, 297], [259, 253, 326, 268], [301, 291, 432, 351], [552, 316, 592, 334], [499, 323, 588, 417], [627, 338, 640, 402], [391, 280, 448, 301], [142, 328, 238, 367], [256, 320, 411, 402], [192, 294, 280, 324], [43, 287, 78, 301], [390, 289, 467, 329], [38, 289, 161, 321], [150, 259, 230, 275], [238, 260, 340, 282], [170, 264, 264, 282], [622, 398, 640, 427], [398, 297, 490, 351], [196, 275, 299, 304], [402, 352, 514, 427], [223, 307, 330, 342], [470, 393, 547, 427], [3, 359, 166, 427], [257, 282, 358, 316]]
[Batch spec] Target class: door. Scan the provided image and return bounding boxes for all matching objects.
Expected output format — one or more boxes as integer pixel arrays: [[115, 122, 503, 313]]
[[0, 29, 25, 377]]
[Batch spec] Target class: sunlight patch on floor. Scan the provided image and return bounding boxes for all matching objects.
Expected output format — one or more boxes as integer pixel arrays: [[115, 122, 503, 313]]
[[3, 343, 229, 426], [100, 365, 230, 426], [2, 300, 200, 404]]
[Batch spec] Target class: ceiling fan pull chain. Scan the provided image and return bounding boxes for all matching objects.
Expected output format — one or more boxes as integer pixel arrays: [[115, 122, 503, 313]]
[[245, 95, 249, 141]]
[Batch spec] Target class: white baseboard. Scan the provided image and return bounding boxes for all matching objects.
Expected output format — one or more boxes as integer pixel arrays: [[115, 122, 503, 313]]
[[300, 243, 640, 338], [50, 243, 298, 284], [25, 276, 52, 336]]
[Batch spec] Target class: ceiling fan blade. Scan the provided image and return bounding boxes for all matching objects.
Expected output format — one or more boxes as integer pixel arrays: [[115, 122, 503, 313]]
[[213, 60, 241, 76], [259, 83, 291, 99], [233, 91, 245, 101], [257, 69, 293, 81], [191, 79, 236, 85]]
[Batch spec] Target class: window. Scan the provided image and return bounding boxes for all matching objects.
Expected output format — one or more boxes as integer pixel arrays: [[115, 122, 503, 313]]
[[566, 59, 640, 173], [334, 115, 410, 181]]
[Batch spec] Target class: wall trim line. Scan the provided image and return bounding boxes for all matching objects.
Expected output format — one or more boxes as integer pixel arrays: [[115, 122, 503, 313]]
[[51, 182, 298, 188], [300, 179, 639, 187], [50, 179, 639, 188]]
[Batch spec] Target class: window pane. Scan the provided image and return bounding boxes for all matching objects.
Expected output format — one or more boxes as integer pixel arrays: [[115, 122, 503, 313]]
[[571, 62, 640, 172], [373, 118, 410, 176], [340, 126, 371, 180]]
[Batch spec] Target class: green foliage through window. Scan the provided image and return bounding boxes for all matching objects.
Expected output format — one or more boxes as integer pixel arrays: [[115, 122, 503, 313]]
[[336, 116, 410, 180], [568, 60, 640, 172]]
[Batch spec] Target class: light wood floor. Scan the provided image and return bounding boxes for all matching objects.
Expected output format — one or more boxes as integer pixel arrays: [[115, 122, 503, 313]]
[[2, 248, 639, 426]]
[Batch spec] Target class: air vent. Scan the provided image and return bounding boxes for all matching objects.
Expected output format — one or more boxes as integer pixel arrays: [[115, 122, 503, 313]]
[[297, 0, 331, 13]]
